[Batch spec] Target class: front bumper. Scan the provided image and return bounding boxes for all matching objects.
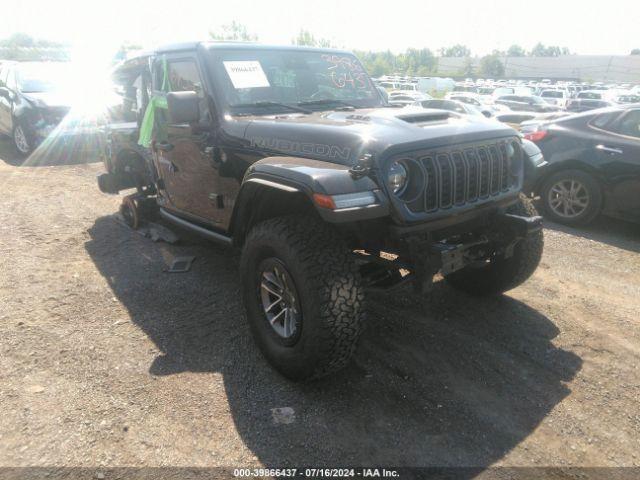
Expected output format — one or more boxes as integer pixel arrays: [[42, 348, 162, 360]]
[[523, 156, 548, 194], [388, 195, 520, 238]]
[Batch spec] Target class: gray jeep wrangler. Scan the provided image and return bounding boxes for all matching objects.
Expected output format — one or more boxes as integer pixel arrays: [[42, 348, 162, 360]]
[[98, 42, 543, 381]]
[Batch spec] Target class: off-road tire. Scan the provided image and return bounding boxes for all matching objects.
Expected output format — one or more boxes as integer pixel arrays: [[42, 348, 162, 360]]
[[240, 215, 364, 381], [540, 169, 602, 226], [445, 195, 543, 296]]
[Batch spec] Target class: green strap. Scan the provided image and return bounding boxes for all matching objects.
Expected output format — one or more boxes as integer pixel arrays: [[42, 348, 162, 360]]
[[161, 56, 172, 91], [138, 56, 171, 148], [138, 95, 168, 148]]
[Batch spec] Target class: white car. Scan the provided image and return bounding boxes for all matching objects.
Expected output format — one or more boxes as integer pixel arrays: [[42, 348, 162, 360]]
[[412, 99, 490, 118], [444, 92, 508, 117], [539, 89, 569, 108], [387, 90, 432, 106]]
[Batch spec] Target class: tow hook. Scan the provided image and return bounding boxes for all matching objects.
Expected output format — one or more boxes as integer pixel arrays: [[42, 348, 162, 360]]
[[497, 213, 544, 237], [349, 153, 374, 179]]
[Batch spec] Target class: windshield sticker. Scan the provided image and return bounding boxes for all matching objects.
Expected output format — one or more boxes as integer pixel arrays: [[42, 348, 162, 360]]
[[321, 54, 368, 89], [223, 61, 270, 89]]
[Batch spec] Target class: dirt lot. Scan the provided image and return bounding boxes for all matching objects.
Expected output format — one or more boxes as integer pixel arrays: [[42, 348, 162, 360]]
[[1, 139, 639, 474]]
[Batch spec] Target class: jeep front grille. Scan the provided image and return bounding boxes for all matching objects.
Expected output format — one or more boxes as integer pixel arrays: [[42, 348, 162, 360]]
[[391, 139, 520, 216]]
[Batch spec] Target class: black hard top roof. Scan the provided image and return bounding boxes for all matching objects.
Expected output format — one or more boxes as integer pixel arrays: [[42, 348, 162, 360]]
[[154, 40, 352, 55]]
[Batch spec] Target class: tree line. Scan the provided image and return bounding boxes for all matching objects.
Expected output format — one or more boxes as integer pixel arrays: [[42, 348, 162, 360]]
[[2, 26, 639, 78], [205, 24, 577, 78], [0, 33, 69, 61]]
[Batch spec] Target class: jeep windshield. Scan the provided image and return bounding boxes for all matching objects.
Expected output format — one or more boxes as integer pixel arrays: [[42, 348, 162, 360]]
[[206, 48, 383, 114]]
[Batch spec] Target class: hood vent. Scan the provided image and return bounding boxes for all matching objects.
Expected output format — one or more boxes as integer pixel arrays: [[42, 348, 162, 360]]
[[397, 111, 453, 124]]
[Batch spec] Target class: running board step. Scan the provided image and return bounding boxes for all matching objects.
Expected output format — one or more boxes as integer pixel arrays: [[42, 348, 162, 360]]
[[159, 209, 233, 246]]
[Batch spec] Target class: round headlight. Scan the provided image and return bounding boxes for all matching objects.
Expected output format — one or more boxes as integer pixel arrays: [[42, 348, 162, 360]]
[[388, 161, 408, 195]]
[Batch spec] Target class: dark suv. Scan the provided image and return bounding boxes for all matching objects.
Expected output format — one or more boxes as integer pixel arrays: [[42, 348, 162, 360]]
[[98, 42, 543, 381]]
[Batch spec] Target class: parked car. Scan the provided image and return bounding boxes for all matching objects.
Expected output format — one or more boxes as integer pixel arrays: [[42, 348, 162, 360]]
[[518, 111, 572, 134], [387, 90, 431, 106], [494, 112, 538, 129], [565, 90, 613, 112], [539, 89, 569, 108], [613, 93, 640, 104], [492, 86, 535, 99], [97, 42, 543, 381], [525, 105, 640, 225], [452, 83, 477, 93], [445, 93, 509, 117], [0, 61, 73, 156], [495, 95, 562, 113], [413, 98, 489, 117]]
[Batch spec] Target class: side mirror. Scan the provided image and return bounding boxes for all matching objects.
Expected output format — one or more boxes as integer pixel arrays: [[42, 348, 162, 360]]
[[0, 87, 11, 100], [167, 91, 199, 124]]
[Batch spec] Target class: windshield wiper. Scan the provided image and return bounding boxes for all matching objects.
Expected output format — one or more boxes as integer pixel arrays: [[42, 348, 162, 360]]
[[229, 101, 312, 114], [297, 99, 358, 110]]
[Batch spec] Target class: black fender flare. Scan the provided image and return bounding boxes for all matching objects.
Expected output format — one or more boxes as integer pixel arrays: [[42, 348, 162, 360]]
[[229, 156, 389, 245]]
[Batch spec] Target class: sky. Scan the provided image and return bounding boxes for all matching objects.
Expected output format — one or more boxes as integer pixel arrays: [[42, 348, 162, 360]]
[[3, 0, 640, 60]]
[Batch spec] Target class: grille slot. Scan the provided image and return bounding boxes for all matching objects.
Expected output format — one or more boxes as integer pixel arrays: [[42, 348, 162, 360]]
[[400, 140, 518, 215], [436, 154, 453, 208], [422, 156, 438, 212], [499, 143, 510, 191], [451, 152, 466, 205], [477, 147, 490, 198], [488, 145, 501, 195], [464, 149, 479, 202]]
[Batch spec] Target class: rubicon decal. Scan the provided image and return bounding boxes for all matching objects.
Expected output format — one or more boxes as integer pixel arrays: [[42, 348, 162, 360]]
[[249, 137, 352, 161]]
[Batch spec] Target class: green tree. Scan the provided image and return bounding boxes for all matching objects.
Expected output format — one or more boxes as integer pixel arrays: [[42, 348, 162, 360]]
[[630, 49, 640, 55], [439, 44, 471, 57], [460, 58, 475, 77], [369, 57, 389, 77], [529, 43, 547, 56], [292, 29, 335, 48], [209, 21, 257, 42], [293, 29, 316, 46], [0, 33, 68, 61], [529, 43, 571, 57], [479, 54, 505, 77], [355, 48, 435, 77], [507, 44, 526, 57]]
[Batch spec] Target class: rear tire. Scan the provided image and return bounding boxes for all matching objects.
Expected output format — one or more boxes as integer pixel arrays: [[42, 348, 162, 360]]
[[445, 195, 543, 296], [240, 215, 364, 381], [540, 169, 602, 226]]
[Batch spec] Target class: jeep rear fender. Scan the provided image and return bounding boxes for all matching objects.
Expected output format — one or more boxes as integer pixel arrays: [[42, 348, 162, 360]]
[[229, 156, 389, 246]]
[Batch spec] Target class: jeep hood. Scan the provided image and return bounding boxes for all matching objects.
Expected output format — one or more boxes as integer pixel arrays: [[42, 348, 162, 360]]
[[241, 106, 518, 167]]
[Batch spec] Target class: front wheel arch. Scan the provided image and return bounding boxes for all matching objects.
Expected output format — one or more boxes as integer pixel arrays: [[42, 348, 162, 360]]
[[229, 181, 318, 247], [533, 160, 603, 196]]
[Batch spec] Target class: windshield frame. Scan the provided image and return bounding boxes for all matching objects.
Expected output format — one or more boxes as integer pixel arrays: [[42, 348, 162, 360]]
[[204, 46, 384, 116]]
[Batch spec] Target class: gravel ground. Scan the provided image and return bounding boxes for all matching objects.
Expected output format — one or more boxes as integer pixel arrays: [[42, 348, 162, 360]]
[[0, 141, 639, 474]]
